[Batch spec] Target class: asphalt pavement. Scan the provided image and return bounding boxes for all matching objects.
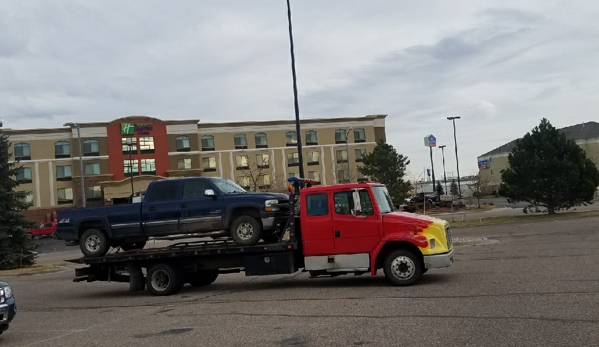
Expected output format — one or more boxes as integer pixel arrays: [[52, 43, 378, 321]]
[[2, 216, 598, 346]]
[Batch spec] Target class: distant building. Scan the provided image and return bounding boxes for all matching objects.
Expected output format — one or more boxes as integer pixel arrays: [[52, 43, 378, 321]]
[[477, 121, 599, 192]]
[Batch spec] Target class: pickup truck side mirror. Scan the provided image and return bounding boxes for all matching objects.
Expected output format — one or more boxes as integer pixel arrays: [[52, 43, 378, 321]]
[[204, 189, 216, 197]]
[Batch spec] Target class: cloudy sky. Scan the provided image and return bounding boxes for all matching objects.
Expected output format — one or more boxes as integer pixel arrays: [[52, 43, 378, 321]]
[[2, 0, 599, 178]]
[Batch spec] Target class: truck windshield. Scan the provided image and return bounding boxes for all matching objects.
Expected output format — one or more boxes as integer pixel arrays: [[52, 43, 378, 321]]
[[372, 186, 394, 214], [208, 178, 246, 194]]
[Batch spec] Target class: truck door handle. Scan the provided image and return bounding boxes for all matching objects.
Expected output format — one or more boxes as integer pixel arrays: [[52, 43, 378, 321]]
[[335, 230, 340, 237], [180, 203, 187, 208], [149, 206, 156, 211]]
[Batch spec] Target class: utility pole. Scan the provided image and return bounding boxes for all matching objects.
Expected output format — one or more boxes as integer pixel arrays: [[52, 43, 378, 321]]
[[447, 117, 462, 198], [439, 145, 448, 194], [286, 0, 304, 178]]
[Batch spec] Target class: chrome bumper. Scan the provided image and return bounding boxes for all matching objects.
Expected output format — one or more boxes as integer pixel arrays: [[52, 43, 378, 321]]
[[0, 304, 8, 324], [423, 249, 454, 269]]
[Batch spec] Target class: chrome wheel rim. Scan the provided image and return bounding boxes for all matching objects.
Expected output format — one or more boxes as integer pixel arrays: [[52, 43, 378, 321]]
[[85, 235, 101, 253], [151, 270, 170, 291], [390, 256, 416, 280], [236, 222, 254, 240]]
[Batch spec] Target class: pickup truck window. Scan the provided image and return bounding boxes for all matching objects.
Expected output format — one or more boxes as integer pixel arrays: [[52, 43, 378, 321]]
[[208, 178, 246, 194], [183, 180, 213, 199], [146, 181, 179, 202], [334, 190, 374, 216], [307, 194, 328, 216]]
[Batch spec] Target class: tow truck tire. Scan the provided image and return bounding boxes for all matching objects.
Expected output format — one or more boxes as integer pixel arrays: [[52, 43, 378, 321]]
[[188, 270, 219, 287], [383, 249, 422, 286], [80, 229, 110, 258], [146, 264, 184, 296], [121, 241, 147, 251], [230, 215, 262, 246]]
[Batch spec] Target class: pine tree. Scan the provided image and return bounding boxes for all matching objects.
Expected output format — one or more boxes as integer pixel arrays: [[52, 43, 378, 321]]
[[436, 180, 444, 196], [499, 118, 599, 214], [0, 129, 37, 269], [358, 139, 411, 204], [450, 179, 459, 197]]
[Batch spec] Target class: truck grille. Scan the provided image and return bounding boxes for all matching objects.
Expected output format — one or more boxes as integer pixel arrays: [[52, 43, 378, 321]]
[[445, 225, 453, 249]]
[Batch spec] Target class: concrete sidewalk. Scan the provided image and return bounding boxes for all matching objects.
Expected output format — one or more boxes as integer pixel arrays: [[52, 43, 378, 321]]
[[424, 203, 599, 221]]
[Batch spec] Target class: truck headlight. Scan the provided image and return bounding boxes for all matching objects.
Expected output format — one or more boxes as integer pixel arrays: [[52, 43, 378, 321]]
[[265, 199, 280, 212], [4, 286, 12, 299]]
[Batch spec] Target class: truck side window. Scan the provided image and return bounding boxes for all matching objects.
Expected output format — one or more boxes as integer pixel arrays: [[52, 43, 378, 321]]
[[334, 191, 374, 216], [146, 181, 179, 202], [183, 180, 212, 199], [307, 194, 328, 216]]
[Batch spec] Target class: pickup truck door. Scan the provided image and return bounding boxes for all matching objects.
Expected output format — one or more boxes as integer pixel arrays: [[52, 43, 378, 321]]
[[331, 189, 381, 254], [141, 180, 182, 236], [179, 179, 223, 233]]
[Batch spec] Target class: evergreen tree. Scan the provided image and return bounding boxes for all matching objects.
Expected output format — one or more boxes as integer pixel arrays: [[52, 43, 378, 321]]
[[450, 179, 459, 197], [499, 118, 599, 214], [358, 139, 411, 204], [0, 129, 37, 269], [436, 180, 444, 196]]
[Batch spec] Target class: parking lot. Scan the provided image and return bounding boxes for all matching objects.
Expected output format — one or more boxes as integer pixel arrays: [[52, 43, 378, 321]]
[[2, 216, 598, 347]]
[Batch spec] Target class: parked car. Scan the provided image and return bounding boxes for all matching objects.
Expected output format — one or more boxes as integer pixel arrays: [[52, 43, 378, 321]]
[[56, 177, 290, 258], [408, 192, 440, 204], [0, 281, 16, 336], [26, 222, 57, 238]]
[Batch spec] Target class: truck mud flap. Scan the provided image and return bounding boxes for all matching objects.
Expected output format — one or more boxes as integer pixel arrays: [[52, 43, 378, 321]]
[[244, 252, 295, 276]]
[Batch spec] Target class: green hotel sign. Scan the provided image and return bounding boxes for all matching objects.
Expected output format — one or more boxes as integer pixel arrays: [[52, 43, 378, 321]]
[[121, 123, 135, 135], [121, 122, 153, 135]]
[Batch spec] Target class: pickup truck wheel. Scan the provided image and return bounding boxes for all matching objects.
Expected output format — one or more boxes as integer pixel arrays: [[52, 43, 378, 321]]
[[188, 270, 219, 287], [383, 249, 422, 286], [80, 229, 110, 258], [146, 264, 184, 296], [121, 241, 147, 251], [230, 215, 262, 246]]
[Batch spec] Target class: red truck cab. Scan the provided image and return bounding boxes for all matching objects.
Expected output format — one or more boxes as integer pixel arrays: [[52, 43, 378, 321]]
[[299, 181, 454, 285]]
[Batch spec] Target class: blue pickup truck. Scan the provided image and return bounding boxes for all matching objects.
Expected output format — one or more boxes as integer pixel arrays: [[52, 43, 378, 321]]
[[0, 281, 16, 336], [56, 177, 289, 257]]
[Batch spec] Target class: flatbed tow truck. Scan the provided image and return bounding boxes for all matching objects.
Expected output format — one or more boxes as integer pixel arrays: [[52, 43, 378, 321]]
[[67, 178, 454, 296]]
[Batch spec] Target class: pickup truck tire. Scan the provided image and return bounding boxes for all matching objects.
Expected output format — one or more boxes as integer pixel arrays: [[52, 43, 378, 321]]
[[121, 241, 147, 251], [230, 215, 262, 246], [383, 249, 422, 286], [146, 263, 184, 296], [188, 270, 219, 287], [80, 229, 110, 258]]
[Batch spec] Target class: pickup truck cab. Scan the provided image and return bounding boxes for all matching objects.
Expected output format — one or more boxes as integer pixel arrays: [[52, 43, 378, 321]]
[[56, 177, 289, 258], [0, 282, 16, 336]]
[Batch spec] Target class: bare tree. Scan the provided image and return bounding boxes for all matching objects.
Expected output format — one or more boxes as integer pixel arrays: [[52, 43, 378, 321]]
[[468, 172, 492, 208], [238, 157, 289, 193]]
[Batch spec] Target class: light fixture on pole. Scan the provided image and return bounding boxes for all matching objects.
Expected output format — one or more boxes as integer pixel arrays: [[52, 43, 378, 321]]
[[447, 116, 462, 198], [286, 0, 304, 178], [424, 134, 437, 192], [64, 122, 86, 208], [345, 127, 353, 182], [439, 145, 448, 194]]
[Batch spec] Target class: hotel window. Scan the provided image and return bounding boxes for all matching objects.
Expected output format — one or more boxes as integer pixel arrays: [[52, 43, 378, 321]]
[[307, 151, 320, 165], [85, 186, 102, 201], [18, 191, 33, 205], [202, 157, 217, 172], [256, 154, 269, 168], [288, 172, 296, 178], [236, 155, 249, 170], [85, 163, 101, 175], [139, 137, 155, 154], [176, 136, 190, 152], [234, 134, 247, 149], [178, 158, 192, 170], [124, 159, 139, 177], [14, 143, 31, 160], [140, 159, 156, 175], [355, 148, 367, 162], [287, 152, 299, 166], [354, 128, 366, 143], [258, 174, 271, 190], [54, 141, 70, 158], [255, 133, 268, 148], [201, 135, 215, 151], [83, 139, 99, 156], [286, 131, 297, 146], [336, 150, 348, 163], [57, 188, 74, 205], [237, 176, 250, 189], [16, 167, 32, 184], [308, 171, 320, 182], [337, 169, 349, 183], [122, 137, 137, 155], [335, 129, 347, 144], [305, 130, 318, 145], [56, 165, 72, 181]]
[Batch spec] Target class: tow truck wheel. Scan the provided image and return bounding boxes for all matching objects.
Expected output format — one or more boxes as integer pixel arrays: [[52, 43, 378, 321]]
[[230, 215, 262, 246], [188, 270, 219, 287], [383, 249, 422, 286], [146, 264, 184, 296], [80, 229, 110, 258]]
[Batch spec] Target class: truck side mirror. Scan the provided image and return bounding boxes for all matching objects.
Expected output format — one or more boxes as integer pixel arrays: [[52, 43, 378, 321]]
[[204, 189, 216, 197]]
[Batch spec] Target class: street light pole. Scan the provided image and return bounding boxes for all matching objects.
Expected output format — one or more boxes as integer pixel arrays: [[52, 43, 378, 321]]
[[64, 122, 86, 208], [128, 140, 135, 199], [439, 145, 448, 194], [286, 0, 304, 178], [447, 116, 462, 198], [345, 127, 353, 182]]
